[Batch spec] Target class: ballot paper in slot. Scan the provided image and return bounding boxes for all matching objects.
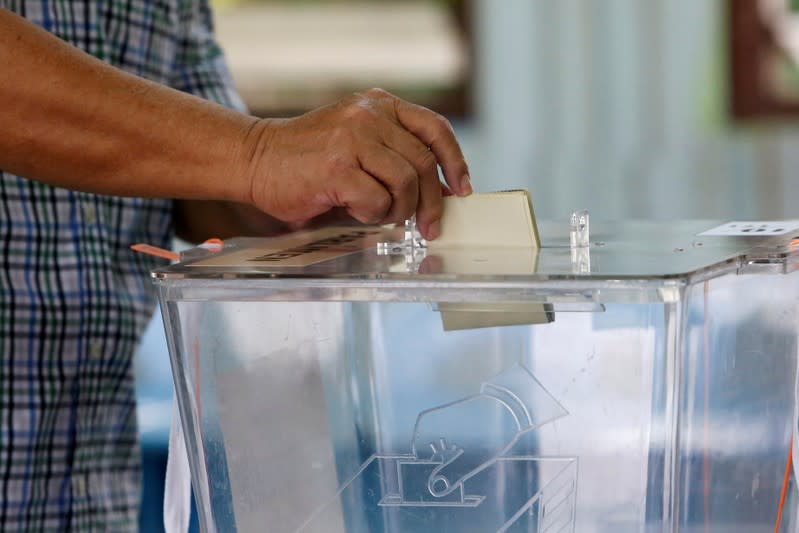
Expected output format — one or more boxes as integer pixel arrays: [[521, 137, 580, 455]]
[[426, 190, 552, 330]]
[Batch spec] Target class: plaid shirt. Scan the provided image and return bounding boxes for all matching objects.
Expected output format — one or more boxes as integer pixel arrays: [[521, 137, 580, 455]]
[[0, 1, 245, 530]]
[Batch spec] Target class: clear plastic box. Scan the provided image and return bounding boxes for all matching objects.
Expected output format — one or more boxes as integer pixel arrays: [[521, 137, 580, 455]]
[[153, 220, 799, 533]]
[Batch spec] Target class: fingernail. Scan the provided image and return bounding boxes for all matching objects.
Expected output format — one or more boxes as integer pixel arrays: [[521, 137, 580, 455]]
[[461, 174, 473, 196], [427, 220, 441, 240]]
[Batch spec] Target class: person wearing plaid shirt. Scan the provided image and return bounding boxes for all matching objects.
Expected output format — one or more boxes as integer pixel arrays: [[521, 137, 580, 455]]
[[0, 2, 471, 530]]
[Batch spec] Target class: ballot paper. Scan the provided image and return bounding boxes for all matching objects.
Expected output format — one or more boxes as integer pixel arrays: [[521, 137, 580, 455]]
[[427, 190, 550, 331], [429, 190, 541, 249]]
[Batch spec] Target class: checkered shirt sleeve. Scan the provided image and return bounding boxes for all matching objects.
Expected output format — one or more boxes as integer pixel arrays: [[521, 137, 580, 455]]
[[0, 1, 246, 530]]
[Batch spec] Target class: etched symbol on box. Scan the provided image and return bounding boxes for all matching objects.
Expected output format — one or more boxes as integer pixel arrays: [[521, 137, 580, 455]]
[[299, 364, 578, 533]]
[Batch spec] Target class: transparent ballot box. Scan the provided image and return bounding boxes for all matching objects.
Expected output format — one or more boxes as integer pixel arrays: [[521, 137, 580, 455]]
[[153, 220, 799, 533]]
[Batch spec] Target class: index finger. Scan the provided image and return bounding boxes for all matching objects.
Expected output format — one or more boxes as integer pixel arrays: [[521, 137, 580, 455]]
[[391, 98, 472, 197]]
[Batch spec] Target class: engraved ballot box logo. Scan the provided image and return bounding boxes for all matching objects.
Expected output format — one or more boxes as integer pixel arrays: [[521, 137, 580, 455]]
[[300, 364, 578, 533]]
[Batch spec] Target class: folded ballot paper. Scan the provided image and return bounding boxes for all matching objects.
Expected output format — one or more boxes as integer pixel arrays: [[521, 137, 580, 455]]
[[427, 190, 552, 331]]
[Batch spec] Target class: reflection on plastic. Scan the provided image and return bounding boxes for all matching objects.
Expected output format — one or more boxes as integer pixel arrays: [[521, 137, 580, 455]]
[[569, 210, 590, 249], [377, 217, 427, 273], [298, 364, 578, 533]]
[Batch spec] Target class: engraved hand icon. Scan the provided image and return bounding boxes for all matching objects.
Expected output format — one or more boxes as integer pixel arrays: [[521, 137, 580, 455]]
[[411, 391, 526, 499], [426, 438, 465, 497], [409, 364, 568, 501]]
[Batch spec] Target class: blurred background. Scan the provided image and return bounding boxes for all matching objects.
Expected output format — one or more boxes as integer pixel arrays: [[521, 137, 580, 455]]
[[136, 0, 799, 529]]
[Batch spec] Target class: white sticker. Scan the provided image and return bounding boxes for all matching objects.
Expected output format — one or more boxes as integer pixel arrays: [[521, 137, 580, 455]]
[[698, 221, 799, 237]]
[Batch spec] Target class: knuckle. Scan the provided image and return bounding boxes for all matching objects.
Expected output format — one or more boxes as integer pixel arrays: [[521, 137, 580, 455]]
[[326, 153, 355, 176], [373, 192, 392, 215], [329, 126, 356, 148], [354, 102, 374, 118], [343, 103, 375, 124], [365, 87, 390, 100], [393, 167, 418, 192], [434, 114, 454, 135], [418, 149, 438, 174]]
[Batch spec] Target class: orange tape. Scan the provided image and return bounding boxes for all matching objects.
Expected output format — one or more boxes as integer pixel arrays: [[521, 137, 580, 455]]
[[131, 238, 224, 262], [200, 238, 224, 253], [130, 243, 180, 261], [775, 439, 792, 533]]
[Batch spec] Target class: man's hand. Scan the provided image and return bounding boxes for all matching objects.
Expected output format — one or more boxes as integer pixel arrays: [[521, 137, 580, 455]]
[[1, 9, 470, 240], [243, 89, 472, 241]]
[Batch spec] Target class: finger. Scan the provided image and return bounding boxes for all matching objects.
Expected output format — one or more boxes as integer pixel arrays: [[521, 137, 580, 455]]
[[357, 143, 419, 224], [392, 98, 472, 197], [330, 168, 392, 225], [418, 254, 443, 274], [415, 156, 443, 240], [378, 120, 443, 240]]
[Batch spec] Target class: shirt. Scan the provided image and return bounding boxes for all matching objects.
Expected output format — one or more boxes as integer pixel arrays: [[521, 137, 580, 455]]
[[0, 1, 246, 530]]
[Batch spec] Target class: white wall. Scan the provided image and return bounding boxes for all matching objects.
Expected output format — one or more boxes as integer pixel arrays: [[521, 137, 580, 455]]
[[457, 0, 799, 222]]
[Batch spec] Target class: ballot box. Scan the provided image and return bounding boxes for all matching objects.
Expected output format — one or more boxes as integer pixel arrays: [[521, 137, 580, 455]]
[[153, 219, 799, 533]]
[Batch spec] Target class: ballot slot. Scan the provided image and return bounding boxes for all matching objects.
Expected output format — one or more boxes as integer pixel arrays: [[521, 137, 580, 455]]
[[412, 190, 553, 329]]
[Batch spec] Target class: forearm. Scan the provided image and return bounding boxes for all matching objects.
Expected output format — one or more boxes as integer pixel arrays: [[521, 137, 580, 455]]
[[0, 8, 257, 203], [1, 8, 472, 239]]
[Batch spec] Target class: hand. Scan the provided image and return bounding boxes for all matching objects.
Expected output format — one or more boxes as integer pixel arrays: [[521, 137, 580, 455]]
[[410, 365, 552, 499], [412, 394, 521, 498], [242, 89, 472, 240]]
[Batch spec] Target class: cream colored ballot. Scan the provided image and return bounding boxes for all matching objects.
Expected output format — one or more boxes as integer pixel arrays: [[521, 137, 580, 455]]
[[429, 189, 540, 249], [428, 190, 551, 331]]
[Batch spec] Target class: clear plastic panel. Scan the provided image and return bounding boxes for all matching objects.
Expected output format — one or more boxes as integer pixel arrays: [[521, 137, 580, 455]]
[[674, 274, 799, 532], [155, 221, 799, 532], [166, 302, 669, 533], [159, 283, 796, 532]]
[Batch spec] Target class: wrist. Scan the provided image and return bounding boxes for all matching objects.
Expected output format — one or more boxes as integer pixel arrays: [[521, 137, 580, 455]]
[[234, 117, 279, 208]]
